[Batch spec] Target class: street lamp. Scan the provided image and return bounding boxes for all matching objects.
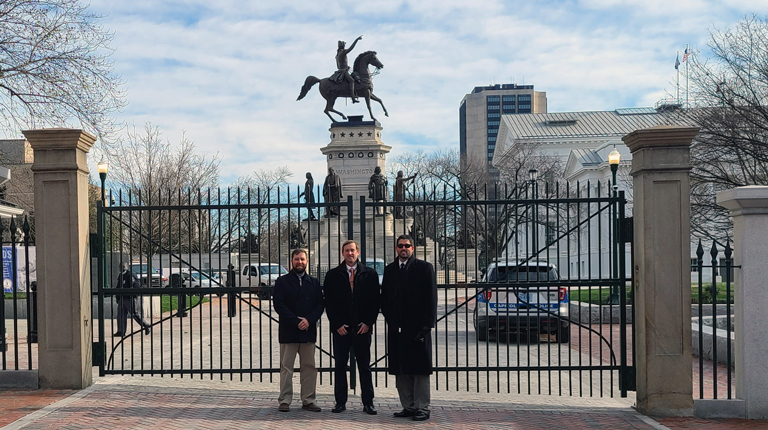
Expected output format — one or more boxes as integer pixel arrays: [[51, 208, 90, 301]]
[[608, 147, 621, 304], [97, 157, 108, 201]]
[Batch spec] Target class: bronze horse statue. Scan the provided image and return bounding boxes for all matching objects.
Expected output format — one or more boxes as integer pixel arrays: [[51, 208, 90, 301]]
[[297, 51, 389, 123]]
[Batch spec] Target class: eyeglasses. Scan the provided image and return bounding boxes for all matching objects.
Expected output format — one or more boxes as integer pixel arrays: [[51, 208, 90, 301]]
[[396, 243, 412, 249]]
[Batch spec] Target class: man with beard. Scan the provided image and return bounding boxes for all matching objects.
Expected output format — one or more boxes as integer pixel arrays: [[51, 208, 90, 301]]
[[324, 240, 380, 415], [381, 234, 437, 421], [273, 249, 324, 413]]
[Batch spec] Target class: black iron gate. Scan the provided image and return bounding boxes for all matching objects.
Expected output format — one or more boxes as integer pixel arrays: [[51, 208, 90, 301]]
[[95, 181, 633, 396]]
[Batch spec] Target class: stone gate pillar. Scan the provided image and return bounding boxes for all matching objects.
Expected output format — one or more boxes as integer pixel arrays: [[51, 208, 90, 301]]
[[23, 128, 95, 389], [624, 125, 699, 417], [717, 186, 768, 419]]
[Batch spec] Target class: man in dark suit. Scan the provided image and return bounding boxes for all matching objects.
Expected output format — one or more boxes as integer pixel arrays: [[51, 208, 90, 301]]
[[324, 240, 380, 415], [273, 249, 325, 413], [381, 234, 437, 421], [115, 263, 151, 337]]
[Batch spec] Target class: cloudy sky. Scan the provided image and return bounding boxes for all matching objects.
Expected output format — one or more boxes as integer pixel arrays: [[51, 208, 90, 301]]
[[86, 0, 761, 187]]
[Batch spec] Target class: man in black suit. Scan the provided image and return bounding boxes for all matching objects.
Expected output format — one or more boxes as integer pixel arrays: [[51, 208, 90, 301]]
[[324, 240, 380, 415], [381, 234, 437, 421], [115, 263, 151, 337], [273, 249, 325, 413]]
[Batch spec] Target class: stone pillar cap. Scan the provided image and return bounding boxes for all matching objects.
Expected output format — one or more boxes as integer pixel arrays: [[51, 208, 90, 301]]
[[622, 125, 699, 153], [717, 186, 768, 214], [23, 128, 96, 152]]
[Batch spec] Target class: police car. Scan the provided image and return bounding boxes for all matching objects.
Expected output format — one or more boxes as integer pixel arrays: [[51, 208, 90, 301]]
[[473, 260, 570, 342]]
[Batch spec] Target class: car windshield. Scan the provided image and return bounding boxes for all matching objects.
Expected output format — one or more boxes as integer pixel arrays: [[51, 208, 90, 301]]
[[488, 266, 558, 282], [191, 272, 211, 281], [131, 265, 158, 274], [259, 265, 287, 275]]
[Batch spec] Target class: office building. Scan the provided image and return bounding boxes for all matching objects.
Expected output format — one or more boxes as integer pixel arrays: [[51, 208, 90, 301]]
[[459, 84, 547, 168]]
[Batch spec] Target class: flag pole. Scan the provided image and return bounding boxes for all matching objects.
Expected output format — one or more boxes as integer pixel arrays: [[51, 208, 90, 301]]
[[676, 50, 680, 105], [685, 44, 689, 108]]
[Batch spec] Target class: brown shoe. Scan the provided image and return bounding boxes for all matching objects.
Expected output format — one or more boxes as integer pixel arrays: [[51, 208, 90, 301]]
[[278, 403, 289, 412], [302, 403, 322, 412]]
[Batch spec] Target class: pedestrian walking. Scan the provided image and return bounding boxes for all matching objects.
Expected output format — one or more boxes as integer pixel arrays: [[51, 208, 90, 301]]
[[114, 263, 151, 337], [381, 234, 437, 421], [323, 240, 380, 415], [273, 249, 324, 412], [226, 264, 237, 317]]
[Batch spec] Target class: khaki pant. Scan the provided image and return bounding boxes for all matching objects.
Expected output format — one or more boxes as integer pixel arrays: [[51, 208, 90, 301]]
[[278, 343, 317, 405]]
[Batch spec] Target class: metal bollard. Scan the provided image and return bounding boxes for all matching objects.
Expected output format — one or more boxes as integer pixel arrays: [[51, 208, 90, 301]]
[[29, 281, 38, 343]]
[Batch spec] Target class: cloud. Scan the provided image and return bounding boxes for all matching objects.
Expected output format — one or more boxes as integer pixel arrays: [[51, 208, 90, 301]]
[[85, 1, 754, 187]]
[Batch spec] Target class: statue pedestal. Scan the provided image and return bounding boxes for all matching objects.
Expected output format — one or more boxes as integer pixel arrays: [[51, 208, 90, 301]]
[[320, 117, 391, 217]]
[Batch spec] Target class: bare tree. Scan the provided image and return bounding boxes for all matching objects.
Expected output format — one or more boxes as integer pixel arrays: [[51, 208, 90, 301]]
[[103, 123, 220, 256], [686, 15, 768, 244], [0, 0, 125, 141]]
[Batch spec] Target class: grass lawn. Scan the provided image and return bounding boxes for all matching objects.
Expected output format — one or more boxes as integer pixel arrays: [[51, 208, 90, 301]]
[[3, 293, 27, 299], [160, 294, 209, 313], [571, 284, 733, 305]]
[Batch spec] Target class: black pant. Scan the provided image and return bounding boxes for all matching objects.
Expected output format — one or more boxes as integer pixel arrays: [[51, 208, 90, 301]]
[[333, 331, 374, 406]]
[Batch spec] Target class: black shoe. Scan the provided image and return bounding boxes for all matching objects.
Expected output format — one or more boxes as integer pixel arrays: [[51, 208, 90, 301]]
[[394, 409, 415, 418], [332, 404, 346, 413], [363, 405, 377, 415], [113, 333, 124, 337], [412, 411, 430, 421], [144, 325, 151, 335]]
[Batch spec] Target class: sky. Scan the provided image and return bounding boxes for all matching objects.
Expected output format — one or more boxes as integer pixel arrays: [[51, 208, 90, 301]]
[[85, 0, 763, 188]]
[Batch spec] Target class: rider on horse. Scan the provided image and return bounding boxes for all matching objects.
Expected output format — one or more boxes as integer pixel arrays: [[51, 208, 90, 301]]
[[330, 35, 363, 103]]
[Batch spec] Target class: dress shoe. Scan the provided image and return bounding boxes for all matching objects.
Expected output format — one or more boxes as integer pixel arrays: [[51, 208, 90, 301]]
[[363, 404, 377, 415], [144, 325, 152, 335], [278, 403, 289, 412], [302, 403, 321, 412], [331, 404, 346, 413], [113, 332, 124, 337], [393, 408, 415, 418], [412, 411, 430, 421]]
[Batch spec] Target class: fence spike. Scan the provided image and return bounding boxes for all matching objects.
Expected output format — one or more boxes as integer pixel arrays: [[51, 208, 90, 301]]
[[709, 241, 719, 265], [724, 241, 732, 259], [696, 239, 704, 260]]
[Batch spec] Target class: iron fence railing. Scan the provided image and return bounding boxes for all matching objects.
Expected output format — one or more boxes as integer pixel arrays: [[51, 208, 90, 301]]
[[693, 239, 736, 400], [1, 216, 36, 371]]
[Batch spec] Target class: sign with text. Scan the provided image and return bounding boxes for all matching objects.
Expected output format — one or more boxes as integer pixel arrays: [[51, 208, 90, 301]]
[[2, 245, 36, 293]]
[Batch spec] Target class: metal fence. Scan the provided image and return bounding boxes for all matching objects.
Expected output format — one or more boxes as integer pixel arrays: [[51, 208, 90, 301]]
[[692, 239, 736, 400], [95, 182, 633, 397], [1, 216, 37, 371]]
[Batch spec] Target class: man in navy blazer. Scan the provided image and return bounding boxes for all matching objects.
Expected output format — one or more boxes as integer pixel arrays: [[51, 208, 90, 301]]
[[323, 239, 380, 415], [273, 249, 324, 413]]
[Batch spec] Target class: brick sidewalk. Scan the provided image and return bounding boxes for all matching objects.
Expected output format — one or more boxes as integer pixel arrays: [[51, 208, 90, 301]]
[[0, 389, 74, 427]]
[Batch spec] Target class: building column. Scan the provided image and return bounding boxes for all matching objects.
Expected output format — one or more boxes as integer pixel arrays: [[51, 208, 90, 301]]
[[717, 186, 768, 419], [24, 128, 95, 389], [624, 125, 699, 417]]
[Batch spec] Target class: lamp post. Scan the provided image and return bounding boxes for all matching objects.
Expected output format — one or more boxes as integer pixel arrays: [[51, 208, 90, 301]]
[[95, 157, 108, 375], [608, 148, 621, 304], [529, 168, 538, 260]]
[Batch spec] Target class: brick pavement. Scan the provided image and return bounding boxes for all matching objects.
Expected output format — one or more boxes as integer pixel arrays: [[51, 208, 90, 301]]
[[0, 389, 74, 427]]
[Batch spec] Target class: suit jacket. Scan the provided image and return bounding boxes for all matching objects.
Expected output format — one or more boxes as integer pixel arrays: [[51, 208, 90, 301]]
[[273, 271, 324, 344], [323, 261, 380, 332], [381, 255, 437, 375]]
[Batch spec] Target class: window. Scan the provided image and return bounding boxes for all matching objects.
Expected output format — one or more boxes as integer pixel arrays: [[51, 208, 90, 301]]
[[690, 258, 698, 273], [487, 113, 500, 118], [518, 103, 531, 109], [487, 120, 500, 126], [486, 96, 500, 102], [488, 152, 494, 158], [502, 95, 516, 102], [546, 222, 557, 245], [487, 128, 498, 134], [502, 104, 515, 110], [518, 95, 531, 102], [487, 105, 499, 110], [487, 144, 495, 150], [487, 136, 496, 142]]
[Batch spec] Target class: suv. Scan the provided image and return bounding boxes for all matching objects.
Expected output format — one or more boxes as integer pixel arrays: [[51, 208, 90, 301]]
[[473, 260, 570, 342], [130, 263, 165, 288]]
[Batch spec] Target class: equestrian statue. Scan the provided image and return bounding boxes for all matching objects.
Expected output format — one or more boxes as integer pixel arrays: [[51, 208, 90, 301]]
[[297, 35, 389, 123]]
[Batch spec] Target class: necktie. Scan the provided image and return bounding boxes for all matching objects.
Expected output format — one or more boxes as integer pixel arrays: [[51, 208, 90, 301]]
[[349, 267, 355, 291]]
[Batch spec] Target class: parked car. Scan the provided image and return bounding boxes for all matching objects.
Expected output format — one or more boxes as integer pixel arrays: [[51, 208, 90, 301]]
[[130, 263, 166, 288], [473, 260, 570, 342], [239, 263, 288, 298]]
